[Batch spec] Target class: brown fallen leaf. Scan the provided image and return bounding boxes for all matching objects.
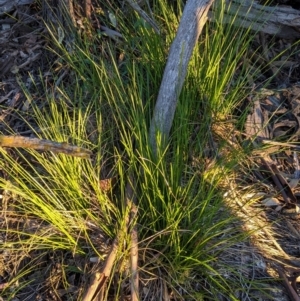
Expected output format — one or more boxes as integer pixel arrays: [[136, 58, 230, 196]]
[[245, 98, 269, 140]]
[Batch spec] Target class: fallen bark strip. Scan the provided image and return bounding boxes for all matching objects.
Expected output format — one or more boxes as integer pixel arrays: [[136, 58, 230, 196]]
[[0, 135, 92, 158], [209, 0, 300, 39], [149, 0, 214, 154]]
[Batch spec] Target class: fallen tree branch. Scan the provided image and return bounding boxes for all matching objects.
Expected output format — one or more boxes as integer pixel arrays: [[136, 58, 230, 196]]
[[0, 135, 92, 158], [149, 0, 214, 154], [82, 234, 121, 301], [124, 0, 160, 34], [277, 268, 300, 301], [209, 0, 300, 39]]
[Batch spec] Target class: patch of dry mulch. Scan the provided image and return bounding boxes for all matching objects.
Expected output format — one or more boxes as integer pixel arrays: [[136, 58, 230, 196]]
[[213, 32, 300, 300], [237, 84, 300, 301], [0, 2, 55, 135]]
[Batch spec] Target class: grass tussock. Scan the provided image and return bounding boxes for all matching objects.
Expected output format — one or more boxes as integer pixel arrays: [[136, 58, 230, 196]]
[[0, 0, 292, 300]]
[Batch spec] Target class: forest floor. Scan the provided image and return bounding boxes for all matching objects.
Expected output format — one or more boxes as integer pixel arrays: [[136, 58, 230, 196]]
[[1, 0, 300, 300]]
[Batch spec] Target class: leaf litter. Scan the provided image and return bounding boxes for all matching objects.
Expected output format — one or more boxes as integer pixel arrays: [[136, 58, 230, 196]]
[[238, 84, 300, 300]]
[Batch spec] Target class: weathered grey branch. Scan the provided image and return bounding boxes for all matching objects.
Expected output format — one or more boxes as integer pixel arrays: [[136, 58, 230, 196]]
[[124, 0, 160, 34], [209, 0, 300, 39], [149, 0, 214, 154]]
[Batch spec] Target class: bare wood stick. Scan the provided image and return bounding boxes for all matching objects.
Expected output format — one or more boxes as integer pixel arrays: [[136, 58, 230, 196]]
[[82, 235, 121, 301], [0, 136, 92, 158], [130, 218, 139, 301], [126, 175, 139, 301], [261, 158, 291, 204], [124, 0, 160, 34], [209, 0, 300, 39], [149, 0, 214, 154], [261, 156, 298, 205], [277, 268, 300, 301]]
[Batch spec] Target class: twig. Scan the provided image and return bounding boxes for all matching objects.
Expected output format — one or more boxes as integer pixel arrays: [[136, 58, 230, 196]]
[[126, 174, 139, 301], [100, 25, 123, 40], [16, 52, 41, 70], [130, 219, 139, 301], [82, 234, 123, 301], [261, 157, 297, 204], [277, 268, 300, 301], [124, 0, 160, 34], [0, 135, 92, 158]]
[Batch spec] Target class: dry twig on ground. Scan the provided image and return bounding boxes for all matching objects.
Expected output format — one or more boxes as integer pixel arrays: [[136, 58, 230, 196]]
[[0, 136, 92, 158], [82, 175, 139, 301]]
